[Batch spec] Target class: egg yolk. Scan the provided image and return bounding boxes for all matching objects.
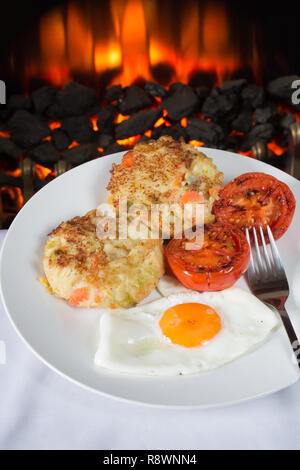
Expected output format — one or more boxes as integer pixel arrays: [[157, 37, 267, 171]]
[[159, 303, 221, 348]]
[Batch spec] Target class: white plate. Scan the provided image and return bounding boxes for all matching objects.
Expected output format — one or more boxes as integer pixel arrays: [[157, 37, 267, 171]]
[[1, 148, 300, 408]]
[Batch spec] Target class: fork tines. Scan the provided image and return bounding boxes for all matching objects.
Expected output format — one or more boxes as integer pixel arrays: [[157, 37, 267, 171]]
[[245, 225, 287, 283]]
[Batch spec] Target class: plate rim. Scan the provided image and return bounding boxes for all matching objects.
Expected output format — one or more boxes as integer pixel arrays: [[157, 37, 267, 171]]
[[1, 147, 299, 409]]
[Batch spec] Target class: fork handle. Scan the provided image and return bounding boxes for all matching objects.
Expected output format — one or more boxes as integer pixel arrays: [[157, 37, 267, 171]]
[[278, 308, 300, 370]]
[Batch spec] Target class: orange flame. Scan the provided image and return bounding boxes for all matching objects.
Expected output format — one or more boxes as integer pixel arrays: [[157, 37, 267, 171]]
[[29, 0, 260, 88], [2, 168, 21, 177], [1, 187, 23, 210], [0, 130, 10, 138], [39, 8, 70, 85]]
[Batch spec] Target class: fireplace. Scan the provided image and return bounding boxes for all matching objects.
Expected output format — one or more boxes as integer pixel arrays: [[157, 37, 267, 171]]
[[0, 0, 299, 227]]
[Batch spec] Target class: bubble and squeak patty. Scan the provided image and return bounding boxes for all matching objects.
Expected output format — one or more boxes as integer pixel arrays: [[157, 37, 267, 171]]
[[107, 136, 223, 231], [43, 209, 164, 308]]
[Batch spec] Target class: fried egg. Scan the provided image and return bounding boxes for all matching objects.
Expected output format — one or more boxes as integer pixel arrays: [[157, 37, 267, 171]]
[[94, 287, 279, 376]]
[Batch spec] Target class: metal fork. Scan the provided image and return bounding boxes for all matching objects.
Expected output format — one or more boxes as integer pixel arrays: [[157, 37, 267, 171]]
[[246, 225, 300, 370]]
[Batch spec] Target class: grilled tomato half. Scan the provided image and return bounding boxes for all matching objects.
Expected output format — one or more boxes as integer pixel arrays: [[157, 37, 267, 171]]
[[165, 222, 250, 291], [213, 172, 295, 242]]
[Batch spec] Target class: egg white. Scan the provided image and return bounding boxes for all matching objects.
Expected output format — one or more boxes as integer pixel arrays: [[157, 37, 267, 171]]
[[94, 286, 279, 376]]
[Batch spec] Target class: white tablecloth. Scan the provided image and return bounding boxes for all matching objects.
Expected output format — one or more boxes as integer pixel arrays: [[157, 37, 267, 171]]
[[0, 229, 300, 450]]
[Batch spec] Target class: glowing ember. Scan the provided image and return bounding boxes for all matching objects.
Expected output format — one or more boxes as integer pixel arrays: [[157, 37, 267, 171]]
[[2, 168, 21, 178], [181, 118, 188, 128], [268, 141, 287, 156], [238, 150, 254, 158], [154, 117, 166, 128], [90, 115, 99, 132], [0, 131, 10, 138], [35, 164, 53, 180], [68, 141, 80, 149], [49, 121, 61, 130], [154, 114, 171, 128], [189, 140, 204, 147], [116, 135, 141, 146], [115, 113, 130, 125]]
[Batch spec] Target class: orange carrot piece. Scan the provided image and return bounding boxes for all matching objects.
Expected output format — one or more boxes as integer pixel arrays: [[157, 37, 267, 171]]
[[180, 191, 204, 207], [69, 288, 88, 306], [121, 151, 134, 167]]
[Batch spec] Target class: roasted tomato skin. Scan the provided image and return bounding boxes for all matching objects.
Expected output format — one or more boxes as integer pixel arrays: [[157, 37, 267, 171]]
[[213, 172, 296, 242], [166, 223, 250, 292]]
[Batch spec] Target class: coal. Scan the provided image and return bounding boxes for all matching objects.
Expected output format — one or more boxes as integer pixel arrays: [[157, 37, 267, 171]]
[[115, 108, 162, 139], [118, 86, 152, 114], [280, 113, 296, 130], [46, 102, 63, 120], [210, 87, 220, 98], [0, 173, 22, 188], [31, 86, 57, 114], [220, 79, 247, 95], [152, 123, 188, 141], [267, 75, 300, 101], [7, 94, 31, 113], [201, 90, 238, 122], [136, 135, 151, 144], [61, 115, 94, 144], [34, 178, 50, 191], [254, 103, 280, 124], [195, 86, 210, 100], [186, 117, 225, 146], [8, 109, 50, 148], [47, 82, 97, 118], [103, 85, 122, 103], [162, 84, 199, 121], [144, 82, 167, 98], [241, 123, 274, 151], [168, 82, 186, 95], [29, 141, 59, 164], [188, 71, 217, 89], [51, 128, 71, 151], [96, 104, 117, 134], [95, 133, 114, 149], [278, 132, 290, 147], [232, 106, 253, 133], [0, 95, 31, 121], [103, 143, 130, 156], [0, 137, 23, 160], [63, 143, 96, 165], [225, 134, 244, 152], [241, 84, 265, 108]]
